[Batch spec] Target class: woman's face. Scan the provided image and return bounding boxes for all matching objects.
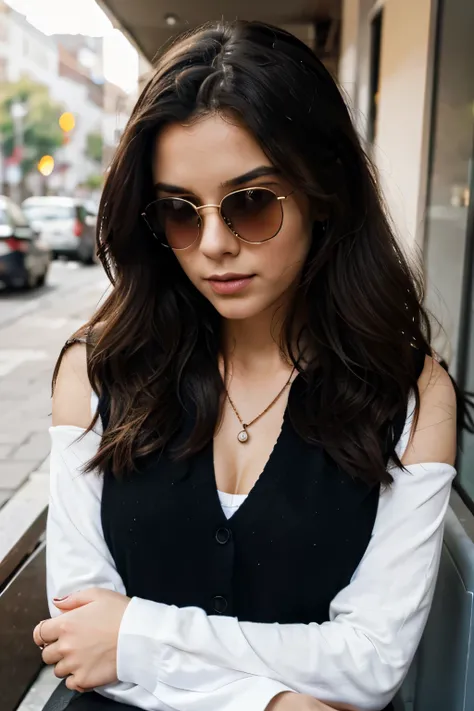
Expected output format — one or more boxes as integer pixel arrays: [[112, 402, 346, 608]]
[[152, 113, 313, 322]]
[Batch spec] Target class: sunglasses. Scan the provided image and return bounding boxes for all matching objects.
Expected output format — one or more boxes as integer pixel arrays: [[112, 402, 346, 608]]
[[141, 187, 293, 250]]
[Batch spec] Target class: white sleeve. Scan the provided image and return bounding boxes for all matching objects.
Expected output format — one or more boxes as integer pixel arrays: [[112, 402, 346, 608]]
[[117, 457, 456, 711], [47, 407, 291, 711]]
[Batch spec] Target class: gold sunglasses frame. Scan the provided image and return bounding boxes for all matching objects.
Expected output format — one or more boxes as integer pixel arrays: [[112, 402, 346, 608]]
[[141, 186, 294, 250]]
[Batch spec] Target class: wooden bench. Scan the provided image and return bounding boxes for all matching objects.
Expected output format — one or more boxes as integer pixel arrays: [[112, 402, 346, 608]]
[[0, 504, 49, 711]]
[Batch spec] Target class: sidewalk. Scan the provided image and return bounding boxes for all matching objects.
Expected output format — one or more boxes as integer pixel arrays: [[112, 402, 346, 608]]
[[0, 264, 108, 711], [0, 263, 109, 512]]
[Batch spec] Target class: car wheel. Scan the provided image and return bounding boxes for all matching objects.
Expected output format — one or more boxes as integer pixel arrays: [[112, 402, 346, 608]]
[[36, 271, 47, 287], [21, 270, 36, 290], [80, 251, 95, 266]]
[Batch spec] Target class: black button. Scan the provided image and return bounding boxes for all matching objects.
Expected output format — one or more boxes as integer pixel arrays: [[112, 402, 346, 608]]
[[215, 527, 232, 545], [212, 595, 228, 614]]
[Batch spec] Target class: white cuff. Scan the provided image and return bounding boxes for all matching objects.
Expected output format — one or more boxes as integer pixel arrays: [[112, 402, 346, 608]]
[[117, 596, 169, 688], [117, 597, 293, 710]]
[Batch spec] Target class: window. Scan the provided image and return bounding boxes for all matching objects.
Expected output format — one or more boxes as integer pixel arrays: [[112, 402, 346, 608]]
[[76, 205, 87, 223], [368, 9, 383, 144], [0, 56, 7, 82], [0, 10, 8, 42], [22, 204, 74, 221], [424, 0, 474, 508]]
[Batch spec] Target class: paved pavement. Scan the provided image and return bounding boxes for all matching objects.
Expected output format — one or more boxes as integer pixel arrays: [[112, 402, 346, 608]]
[[0, 261, 109, 709], [0, 260, 110, 509]]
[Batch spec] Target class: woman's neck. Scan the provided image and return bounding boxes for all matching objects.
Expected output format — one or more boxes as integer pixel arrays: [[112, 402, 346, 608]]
[[222, 308, 292, 377]]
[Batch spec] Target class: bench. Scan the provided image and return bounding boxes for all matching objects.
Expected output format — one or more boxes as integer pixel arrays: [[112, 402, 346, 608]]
[[0, 502, 48, 711], [2, 491, 474, 711]]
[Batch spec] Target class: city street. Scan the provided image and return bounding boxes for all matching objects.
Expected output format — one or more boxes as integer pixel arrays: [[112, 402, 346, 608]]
[[0, 260, 110, 509]]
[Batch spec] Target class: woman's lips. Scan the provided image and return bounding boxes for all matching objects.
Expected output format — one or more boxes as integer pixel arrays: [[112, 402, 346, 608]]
[[207, 275, 255, 295]]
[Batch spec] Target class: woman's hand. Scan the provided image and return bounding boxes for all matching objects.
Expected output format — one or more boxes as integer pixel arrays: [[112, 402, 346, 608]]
[[33, 588, 130, 691], [266, 693, 360, 711]]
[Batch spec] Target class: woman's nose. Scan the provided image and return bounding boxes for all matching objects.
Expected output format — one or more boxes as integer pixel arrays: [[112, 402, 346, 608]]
[[198, 206, 240, 258]]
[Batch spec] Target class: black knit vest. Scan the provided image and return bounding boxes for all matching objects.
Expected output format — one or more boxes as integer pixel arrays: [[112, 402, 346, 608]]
[[98, 355, 427, 711], [99, 355, 423, 626]]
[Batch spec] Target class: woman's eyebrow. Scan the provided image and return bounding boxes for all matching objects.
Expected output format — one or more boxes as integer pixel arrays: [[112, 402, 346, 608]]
[[221, 166, 280, 187], [154, 166, 280, 194], [154, 182, 189, 194]]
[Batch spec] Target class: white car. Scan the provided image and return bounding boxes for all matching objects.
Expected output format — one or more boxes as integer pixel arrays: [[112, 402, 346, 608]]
[[22, 196, 96, 264]]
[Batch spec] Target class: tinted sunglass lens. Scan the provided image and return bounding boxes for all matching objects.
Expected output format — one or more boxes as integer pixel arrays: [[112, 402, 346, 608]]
[[147, 198, 200, 249], [221, 188, 283, 242]]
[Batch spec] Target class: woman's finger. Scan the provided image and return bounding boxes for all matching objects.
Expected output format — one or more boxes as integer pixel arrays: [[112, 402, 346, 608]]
[[53, 659, 72, 680], [65, 674, 85, 692], [33, 619, 57, 647], [33, 621, 47, 647], [41, 642, 63, 666]]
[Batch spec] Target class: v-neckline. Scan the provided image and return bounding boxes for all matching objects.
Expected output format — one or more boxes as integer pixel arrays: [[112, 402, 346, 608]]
[[206, 375, 301, 526]]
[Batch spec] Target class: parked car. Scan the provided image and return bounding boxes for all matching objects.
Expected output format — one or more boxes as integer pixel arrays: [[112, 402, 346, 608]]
[[0, 196, 51, 290], [22, 196, 96, 264]]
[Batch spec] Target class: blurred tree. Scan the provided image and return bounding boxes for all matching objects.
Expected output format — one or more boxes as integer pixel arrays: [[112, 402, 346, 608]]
[[86, 131, 103, 164], [0, 77, 64, 196], [84, 173, 103, 190]]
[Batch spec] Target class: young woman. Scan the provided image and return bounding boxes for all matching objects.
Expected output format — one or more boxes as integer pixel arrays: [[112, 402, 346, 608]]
[[34, 19, 461, 711]]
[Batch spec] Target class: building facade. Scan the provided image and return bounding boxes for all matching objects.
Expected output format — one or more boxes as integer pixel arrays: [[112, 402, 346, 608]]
[[0, 1, 58, 86], [0, 2, 136, 199], [48, 36, 105, 197], [339, 0, 474, 506], [102, 79, 136, 171]]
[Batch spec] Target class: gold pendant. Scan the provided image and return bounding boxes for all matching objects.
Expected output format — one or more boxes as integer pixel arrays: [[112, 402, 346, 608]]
[[237, 428, 249, 443]]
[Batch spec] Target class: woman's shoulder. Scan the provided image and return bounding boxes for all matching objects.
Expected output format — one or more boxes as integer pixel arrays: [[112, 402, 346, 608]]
[[53, 339, 92, 428], [402, 354, 457, 467], [52, 323, 105, 429]]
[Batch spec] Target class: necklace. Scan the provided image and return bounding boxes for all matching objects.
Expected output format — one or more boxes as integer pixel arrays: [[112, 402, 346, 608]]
[[226, 367, 296, 443]]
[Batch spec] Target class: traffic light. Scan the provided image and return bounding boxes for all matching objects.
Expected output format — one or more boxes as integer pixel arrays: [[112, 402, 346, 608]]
[[59, 112, 75, 132], [38, 155, 54, 176]]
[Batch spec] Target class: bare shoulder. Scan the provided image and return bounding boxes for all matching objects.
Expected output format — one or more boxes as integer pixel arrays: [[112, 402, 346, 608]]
[[402, 355, 457, 466], [52, 341, 93, 428]]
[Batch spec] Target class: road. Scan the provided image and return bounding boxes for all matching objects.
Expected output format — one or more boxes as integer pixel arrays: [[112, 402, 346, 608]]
[[0, 260, 110, 509]]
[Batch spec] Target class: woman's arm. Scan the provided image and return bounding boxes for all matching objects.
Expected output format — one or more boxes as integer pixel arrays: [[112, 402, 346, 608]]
[[110, 357, 456, 711], [46, 343, 295, 711]]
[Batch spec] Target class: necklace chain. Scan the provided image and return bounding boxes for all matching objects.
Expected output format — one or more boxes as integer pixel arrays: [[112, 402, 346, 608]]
[[225, 367, 296, 443]]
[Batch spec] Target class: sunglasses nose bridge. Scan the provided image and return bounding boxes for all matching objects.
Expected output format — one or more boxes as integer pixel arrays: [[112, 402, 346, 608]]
[[195, 203, 221, 213], [195, 203, 232, 239]]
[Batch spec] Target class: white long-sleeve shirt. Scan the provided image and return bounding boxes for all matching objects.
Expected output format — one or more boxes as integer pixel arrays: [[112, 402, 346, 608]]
[[46, 393, 455, 711]]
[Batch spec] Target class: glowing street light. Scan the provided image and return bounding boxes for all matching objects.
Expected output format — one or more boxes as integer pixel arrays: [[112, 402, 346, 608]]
[[38, 155, 54, 176], [59, 112, 75, 133]]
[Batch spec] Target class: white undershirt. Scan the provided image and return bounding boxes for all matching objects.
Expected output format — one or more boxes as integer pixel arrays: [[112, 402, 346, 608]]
[[45, 390, 456, 711], [218, 489, 247, 519]]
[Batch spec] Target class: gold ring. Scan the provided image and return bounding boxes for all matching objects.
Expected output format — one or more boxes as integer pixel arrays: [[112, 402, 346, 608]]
[[38, 620, 48, 649]]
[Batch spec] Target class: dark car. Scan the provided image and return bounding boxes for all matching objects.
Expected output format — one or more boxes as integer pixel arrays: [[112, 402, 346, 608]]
[[0, 196, 51, 289], [22, 196, 96, 264]]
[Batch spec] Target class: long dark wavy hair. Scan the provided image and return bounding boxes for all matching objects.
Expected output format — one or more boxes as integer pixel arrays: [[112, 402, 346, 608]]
[[53, 20, 471, 485]]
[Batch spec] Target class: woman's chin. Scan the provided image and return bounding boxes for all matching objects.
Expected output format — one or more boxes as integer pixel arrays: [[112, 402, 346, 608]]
[[210, 296, 267, 321]]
